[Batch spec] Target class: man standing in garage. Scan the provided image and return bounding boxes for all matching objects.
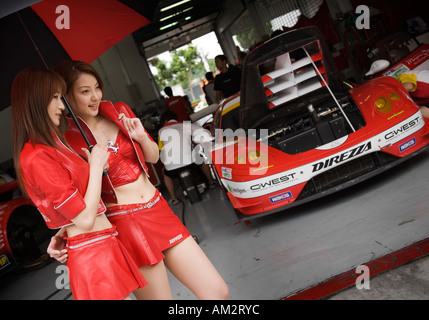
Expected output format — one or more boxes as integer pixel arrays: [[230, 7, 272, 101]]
[[214, 54, 242, 103]]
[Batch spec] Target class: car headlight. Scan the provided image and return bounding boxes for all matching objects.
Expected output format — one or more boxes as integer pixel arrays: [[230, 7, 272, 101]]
[[375, 97, 393, 114], [234, 150, 268, 164], [234, 154, 246, 164], [389, 92, 400, 101], [248, 150, 260, 162]]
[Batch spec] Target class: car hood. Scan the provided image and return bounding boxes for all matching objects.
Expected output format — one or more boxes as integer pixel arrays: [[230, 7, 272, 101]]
[[239, 26, 345, 130]]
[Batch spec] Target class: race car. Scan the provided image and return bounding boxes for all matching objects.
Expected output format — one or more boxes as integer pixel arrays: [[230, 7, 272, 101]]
[[208, 26, 429, 220], [0, 178, 54, 276]]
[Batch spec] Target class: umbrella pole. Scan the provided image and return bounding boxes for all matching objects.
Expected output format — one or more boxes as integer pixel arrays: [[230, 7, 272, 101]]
[[15, 12, 93, 149], [61, 96, 93, 148]]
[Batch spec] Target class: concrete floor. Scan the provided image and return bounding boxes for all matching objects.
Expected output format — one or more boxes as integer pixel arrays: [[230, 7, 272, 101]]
[[0, 147, 428, 300]]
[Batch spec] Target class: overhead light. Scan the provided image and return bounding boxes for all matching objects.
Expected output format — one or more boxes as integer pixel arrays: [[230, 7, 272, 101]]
[[160, 22, 179, 31], [160, 6, 193, 22], [160, 0, 192, 12]]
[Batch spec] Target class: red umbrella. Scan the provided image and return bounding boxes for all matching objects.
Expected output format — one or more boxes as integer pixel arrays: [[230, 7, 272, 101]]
[[31, 0, 151, 63], [1, 0, 153, 150]]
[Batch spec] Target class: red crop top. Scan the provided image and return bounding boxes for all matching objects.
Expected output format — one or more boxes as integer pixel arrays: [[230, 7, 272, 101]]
[[65, 101, 152, 204], [107, 130, 143, 188]]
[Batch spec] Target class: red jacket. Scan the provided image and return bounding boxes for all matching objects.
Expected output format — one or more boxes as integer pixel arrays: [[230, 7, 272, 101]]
[[65, 101, 152, 203], [20, 134, 106, 229]]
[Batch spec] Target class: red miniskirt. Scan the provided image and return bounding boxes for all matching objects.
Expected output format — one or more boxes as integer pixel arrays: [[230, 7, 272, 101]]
[[65, 226, 147, 300], [106, 189, 191, 267]]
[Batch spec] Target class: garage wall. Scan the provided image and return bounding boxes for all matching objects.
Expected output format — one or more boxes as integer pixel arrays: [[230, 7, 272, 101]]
[[214, 0, 246, 62], [92, 35, 162, 116]]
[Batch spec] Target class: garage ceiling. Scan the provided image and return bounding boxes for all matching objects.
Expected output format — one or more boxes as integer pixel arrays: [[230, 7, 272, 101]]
[[130, 0, 226, 57]]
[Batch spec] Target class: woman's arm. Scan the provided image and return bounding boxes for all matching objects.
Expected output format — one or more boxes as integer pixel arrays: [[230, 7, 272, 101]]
[[70, 144, 109, 231]]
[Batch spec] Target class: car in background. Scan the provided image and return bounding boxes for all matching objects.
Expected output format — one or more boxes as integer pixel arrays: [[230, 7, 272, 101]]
[[208, 26, 429, 220], [0, 178, 54, 276]]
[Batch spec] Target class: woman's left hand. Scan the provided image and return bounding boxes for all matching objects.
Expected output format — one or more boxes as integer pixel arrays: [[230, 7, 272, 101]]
[[118, 113, 147, 142], [118, 112, 159, 163]]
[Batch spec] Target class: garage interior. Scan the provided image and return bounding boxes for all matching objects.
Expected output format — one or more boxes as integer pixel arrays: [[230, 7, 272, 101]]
[[1, 0, 429, 300]]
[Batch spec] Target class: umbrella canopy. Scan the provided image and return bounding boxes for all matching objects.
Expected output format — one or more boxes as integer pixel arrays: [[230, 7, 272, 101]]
[[0, 0, 153, 112], [31, 0, 150, 63]]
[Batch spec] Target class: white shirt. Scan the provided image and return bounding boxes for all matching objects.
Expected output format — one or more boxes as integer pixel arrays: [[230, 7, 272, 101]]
[[159, 120, 212, 171]]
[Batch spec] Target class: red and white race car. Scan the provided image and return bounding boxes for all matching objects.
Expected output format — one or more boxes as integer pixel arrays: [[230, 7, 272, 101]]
[[208, 26, 429, 220], [0, 179, 53, 276]]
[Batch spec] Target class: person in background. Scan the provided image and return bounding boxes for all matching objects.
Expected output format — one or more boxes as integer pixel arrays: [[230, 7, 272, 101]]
[[49, 60, 229, 300], [183, 95, 194, 115], [11, 67, 146, 300], [214, 55, 242, 103], [164, 86, 192, 122], [203, 72, 216, 105], [158, 110, 216, 205]]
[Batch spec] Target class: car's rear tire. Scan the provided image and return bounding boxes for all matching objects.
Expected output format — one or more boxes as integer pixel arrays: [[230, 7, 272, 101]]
[[6, 205, 55, 267]]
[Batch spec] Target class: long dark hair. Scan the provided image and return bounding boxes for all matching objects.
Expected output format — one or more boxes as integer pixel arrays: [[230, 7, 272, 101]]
[[11, 67, 66, 194]]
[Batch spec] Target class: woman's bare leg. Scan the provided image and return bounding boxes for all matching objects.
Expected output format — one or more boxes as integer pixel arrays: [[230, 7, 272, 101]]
[[133, 260, 173, 300], [163, 236, 229, 300]]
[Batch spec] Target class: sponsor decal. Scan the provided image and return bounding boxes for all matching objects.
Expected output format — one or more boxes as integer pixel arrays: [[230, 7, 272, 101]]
[[169, 233, 183, 245], [405, 48, 429, 68], [227, 185, 247, 195], [399, 138, 416, 152], [384, 116, 421, 141], [383, 64, 410, 78], [387, 110, 405, 121], [312, 142, 372, 173], [250, 173, 297, 191], [270, 192, 293, 203], [222, 167, 232, 179], [0, 255, 10, 271]]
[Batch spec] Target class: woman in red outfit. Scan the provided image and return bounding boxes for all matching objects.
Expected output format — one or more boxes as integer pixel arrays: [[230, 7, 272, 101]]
[[49, 61, 228, 300], [11, 68, 147, 300]]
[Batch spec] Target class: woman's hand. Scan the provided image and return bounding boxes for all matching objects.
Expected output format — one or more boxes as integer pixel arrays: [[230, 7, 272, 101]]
[[118, 113, 147, 143], [119, 113, 159, 163], [82, 144, 110, 173], [47, 236, 68, 263]]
